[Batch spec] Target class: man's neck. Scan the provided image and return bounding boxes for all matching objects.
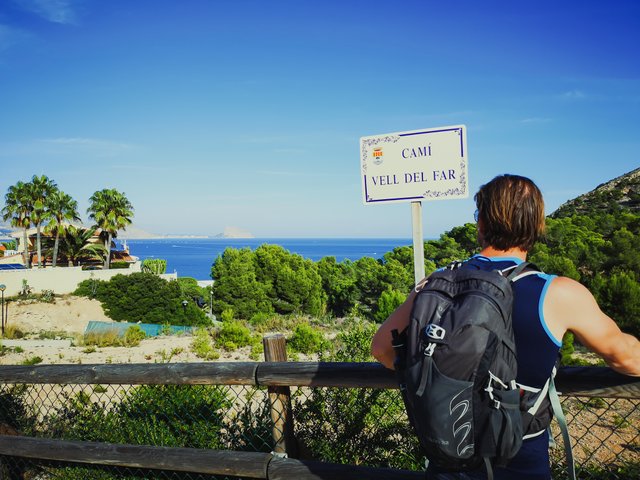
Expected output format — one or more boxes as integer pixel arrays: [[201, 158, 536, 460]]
[[479, 246, 527, 261]]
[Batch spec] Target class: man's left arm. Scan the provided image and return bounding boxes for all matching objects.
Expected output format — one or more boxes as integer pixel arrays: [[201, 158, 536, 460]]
[[371, 289, 417, 370]]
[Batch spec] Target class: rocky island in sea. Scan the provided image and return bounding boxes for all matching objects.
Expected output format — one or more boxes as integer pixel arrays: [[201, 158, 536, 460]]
[[213, 226, 254, 239]]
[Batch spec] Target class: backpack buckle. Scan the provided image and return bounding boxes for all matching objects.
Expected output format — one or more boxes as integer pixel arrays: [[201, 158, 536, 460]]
[[424, 343, 436, 357], [425, 324, 446, 341]]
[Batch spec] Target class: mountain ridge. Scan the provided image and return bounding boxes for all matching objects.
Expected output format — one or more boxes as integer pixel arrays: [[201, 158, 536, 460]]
[[551, 167, 640, 218]]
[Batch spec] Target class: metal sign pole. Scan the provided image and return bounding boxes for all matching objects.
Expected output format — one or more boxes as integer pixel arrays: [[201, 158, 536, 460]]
[[411, 202, 425, 285], [0, 284, 5, 336]]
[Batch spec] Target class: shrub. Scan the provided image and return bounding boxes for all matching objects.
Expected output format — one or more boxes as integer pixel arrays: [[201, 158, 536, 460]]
[[248, 311, 272, 326], [83, 328, 122, 347], [42, 384, 232, 450], [560, 332, 575, 366], [109, 261, 130, 269], [74, 278, 106, 299], [221, 308, 234, 322], [293, 322, 422, 469], [39, 289, 56, 303], [38, 330, 67, 340], [249, 342, 264, 360], [216, 320, 252, 350], [141, 258, 167, 274], [288, 323, 327, 354], [75, 273, 210, 326], [222, 388, 273, 452], [20, 279, 33, 297], [251, 314, 305, 334], [560, 332, 594, 366], [21, 356, 43, 366], [123, 325, 146, 347], [1, 324, 25, 339], [190, 327, 219, 360]]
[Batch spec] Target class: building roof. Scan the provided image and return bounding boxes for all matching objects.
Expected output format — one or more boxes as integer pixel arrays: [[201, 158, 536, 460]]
[[111, 250, 138, 263]]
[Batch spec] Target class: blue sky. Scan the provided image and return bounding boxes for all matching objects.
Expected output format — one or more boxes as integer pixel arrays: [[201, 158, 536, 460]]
[[1, 0, 638, 238]]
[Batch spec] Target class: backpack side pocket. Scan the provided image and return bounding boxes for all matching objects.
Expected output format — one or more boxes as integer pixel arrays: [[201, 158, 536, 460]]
[[479, 386, 523, 466], [406, 358, 476, 466]]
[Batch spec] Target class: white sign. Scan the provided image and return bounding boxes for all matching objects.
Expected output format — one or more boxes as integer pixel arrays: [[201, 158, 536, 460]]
[[360, 125, 468, 204]]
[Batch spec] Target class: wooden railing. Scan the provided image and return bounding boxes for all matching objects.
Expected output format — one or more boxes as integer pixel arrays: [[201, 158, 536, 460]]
[[0, 357, 638, 479]]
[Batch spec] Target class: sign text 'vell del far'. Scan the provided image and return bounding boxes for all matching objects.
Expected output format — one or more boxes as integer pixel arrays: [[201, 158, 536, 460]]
[[360, 125, 468, 204]]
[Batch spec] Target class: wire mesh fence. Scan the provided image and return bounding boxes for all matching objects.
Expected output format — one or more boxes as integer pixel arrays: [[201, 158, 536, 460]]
[[0, 369, 638, 479]]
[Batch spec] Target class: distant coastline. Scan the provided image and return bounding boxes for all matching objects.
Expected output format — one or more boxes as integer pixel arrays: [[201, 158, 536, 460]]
[[118, 225, 254, 240]]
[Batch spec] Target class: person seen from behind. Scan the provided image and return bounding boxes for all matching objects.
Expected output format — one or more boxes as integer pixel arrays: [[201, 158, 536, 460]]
[[372, 174, 640, 479]]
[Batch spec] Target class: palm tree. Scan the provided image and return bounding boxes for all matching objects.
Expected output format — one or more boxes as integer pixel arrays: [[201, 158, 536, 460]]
[[61, 227, 107, 266], [28, 175, 57, 268], [87, 188, 134, 269], [44, 190, 81, 267], [1, 181, 33, 268]]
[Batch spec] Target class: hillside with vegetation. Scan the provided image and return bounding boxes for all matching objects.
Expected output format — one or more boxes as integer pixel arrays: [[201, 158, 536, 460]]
[[552, 167, 640, 217]]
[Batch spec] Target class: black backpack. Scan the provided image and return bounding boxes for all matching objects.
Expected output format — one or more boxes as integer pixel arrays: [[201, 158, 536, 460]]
[[391, 260, 575, 478]]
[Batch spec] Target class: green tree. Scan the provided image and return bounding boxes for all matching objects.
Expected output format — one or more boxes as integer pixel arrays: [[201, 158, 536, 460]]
[[177, 277, 207, 308], [316, 257, 358, 317], [529, 250, 581, 281], [353, 256, 385, 316], [382, 245, 414, 270], [211, 247, 272, 319], [87, 188, 134, 269], [599, 271, 640, 337], [423, 233, 469, 268], [378, 257, 413, 293], [1, 180, 33, 268], [253, 244, 325, 316], [61, 227, 107, 266], [374, 288, 406, 323], [28, 174, 57, 268], [540, 217, 607, 276], [446, 223, 480, 256], [43, 189, 80, 267], [1, 240, 17, 250], [604, 227, 640, 279]]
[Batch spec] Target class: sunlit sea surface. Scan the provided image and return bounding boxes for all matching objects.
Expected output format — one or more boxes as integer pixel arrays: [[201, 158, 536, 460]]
[[120, 238, 412, 280]]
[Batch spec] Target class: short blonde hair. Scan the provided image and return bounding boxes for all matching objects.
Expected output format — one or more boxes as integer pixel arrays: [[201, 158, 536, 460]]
[[474, 174, 546, 251]]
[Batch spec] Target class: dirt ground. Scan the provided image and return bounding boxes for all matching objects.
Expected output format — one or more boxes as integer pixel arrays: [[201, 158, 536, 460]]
[[0, 296, 253, 365]]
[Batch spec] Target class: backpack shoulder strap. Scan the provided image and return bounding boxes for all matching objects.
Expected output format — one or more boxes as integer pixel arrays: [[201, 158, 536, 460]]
[[549, 373, 577, 480], [502, 261, 541, 282]]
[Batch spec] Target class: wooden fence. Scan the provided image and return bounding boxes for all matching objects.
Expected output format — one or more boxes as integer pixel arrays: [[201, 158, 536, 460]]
[[0, 340, 638, 479]]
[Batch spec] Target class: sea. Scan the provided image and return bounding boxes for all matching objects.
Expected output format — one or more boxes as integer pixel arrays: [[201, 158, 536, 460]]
[[118, 238, 412, 281]]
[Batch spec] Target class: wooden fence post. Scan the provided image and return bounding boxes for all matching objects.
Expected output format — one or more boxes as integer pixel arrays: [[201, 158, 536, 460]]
[[263, 334, 298, 458]]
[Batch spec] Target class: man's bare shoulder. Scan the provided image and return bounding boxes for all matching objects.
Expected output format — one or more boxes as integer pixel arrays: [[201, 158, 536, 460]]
[[544, 275, 603, 336], [547, 275, 594, 303]]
